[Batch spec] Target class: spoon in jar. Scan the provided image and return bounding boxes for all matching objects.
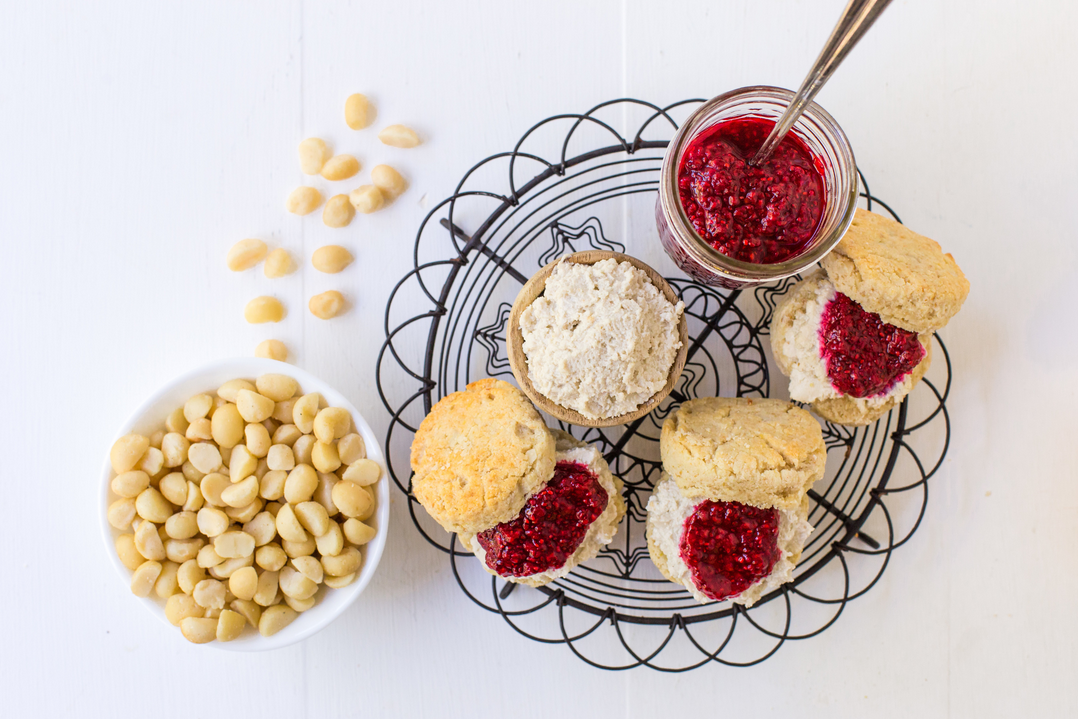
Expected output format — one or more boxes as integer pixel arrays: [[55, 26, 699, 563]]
[[750, 0, 893, 166]]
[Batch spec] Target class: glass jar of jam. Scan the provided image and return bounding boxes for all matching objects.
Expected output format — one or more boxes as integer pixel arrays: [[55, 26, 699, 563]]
[[656, 86, 858, 288]]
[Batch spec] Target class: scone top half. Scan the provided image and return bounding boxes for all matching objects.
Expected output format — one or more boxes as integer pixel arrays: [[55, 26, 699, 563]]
[[820, 208, 970, 334], [660, 397, 826, 511], [410, 378, 556, 535]]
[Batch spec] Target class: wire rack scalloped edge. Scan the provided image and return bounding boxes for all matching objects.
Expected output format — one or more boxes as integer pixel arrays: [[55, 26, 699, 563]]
[[375, 98, 952, 671]]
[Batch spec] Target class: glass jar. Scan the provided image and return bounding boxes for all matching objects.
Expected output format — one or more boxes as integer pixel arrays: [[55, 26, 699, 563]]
[[656, 86, 858, 289]]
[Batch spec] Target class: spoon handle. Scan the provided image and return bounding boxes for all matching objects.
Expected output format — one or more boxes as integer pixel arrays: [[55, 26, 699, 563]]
[[750, 0, 893, 166]]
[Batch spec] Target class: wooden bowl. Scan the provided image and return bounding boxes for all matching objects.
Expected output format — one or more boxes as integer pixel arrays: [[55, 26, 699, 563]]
[[507, 250, 689, 428]]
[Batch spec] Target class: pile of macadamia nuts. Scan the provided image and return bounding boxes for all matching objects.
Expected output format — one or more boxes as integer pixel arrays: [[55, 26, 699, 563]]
[[107, 373, 380, 644]]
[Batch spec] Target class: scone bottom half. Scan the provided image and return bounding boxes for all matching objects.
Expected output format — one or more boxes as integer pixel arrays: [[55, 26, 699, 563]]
[[649, 398, 823, 605], [647, 474, 812, 607]]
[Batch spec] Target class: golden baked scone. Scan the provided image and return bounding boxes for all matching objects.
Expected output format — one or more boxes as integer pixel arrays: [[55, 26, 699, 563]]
[[410, 378, 556, 535], [660, 397, 826, 511], [812, 339, 932, 425], [820, 209, 970, 333], [460, 430, 625, 587]]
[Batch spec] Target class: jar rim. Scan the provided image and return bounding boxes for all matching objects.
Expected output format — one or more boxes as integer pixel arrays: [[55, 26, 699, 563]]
[[659, 85, 859, 283]]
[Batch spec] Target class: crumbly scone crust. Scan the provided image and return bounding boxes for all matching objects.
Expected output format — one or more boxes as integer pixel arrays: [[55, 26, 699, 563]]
[[461, 429, 626, 587], [660, 397, 826, 511], [769, 269, 830, 378], [820, 208, 970, 333], [812, 336, 933, 426], [409, 378, 556, 535]]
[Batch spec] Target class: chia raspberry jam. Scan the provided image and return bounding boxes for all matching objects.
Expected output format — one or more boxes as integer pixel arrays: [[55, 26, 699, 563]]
[[819, 292, 926, 397], [476, 461, 607, 578], [679, 499, 781, 601], [677, 116, 826, 264]]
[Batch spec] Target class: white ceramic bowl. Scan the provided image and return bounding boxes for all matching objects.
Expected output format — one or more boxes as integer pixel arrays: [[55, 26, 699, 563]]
[[99, 358, 389, 651]]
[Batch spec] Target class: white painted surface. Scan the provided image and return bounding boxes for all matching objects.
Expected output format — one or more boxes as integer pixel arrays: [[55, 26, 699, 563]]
[[1, 1, 1075, 716]]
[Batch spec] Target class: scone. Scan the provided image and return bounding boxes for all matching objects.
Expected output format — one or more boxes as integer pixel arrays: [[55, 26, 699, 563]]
[[411, 379, 624, 586], [771, 209, 968, 426], [460, 430, 625, 587], [410, 378, 556, 535], [647, 397, 824, 606]]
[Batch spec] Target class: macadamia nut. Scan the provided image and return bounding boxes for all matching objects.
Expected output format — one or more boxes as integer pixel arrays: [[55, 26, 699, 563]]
[[312, 245, 354, 274], [321, 154, 359, 181], [298, 137, 331, 175], [226, 239, 268, 272], [345, 93, 371, 130], [377, 124, 420, 148], [286, 186, 323, 215], [308, 290, 346, 320], [244, 296, 285, 324]]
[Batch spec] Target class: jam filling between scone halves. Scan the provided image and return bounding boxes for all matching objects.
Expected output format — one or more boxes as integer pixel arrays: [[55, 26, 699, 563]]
[[819, 291, 926, 398], [679, 500, 781, 601], [476, 461, 607, 578]]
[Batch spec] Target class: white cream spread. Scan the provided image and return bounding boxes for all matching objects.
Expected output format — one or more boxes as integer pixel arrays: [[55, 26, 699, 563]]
[[519, 257, 684, 419]]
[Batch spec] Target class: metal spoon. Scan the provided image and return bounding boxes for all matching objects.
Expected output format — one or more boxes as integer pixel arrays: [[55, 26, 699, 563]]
[[751, 0, 893, 166]]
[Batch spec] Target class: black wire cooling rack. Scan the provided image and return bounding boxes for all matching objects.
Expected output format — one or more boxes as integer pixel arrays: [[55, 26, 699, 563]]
[[376, 98, 952, 671]]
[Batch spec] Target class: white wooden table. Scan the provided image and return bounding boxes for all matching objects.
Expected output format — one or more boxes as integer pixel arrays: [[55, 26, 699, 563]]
[[2, 1, 1075, 716]]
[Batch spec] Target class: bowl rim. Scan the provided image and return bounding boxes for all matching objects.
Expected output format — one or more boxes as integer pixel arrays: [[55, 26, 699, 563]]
[[506, 250, 689, 428], [99, 357, 390, 652]]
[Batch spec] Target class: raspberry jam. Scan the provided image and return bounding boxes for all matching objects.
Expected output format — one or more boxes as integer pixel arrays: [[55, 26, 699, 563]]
[[819, 292, 926, 398], [679, 500, 780, 601], [677, 116, 825, 264], [476, 461, 607, 578]]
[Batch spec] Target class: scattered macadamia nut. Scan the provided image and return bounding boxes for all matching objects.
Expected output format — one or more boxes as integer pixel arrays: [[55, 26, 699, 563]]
[[255, 339, 288, 362], [264, 248, 294, 278], [320, 154, 359, 181], [298, 137, 331, 175], [345, 93, 372, 130], [312, 245, 354, 274], [107, 374, 380, 643], [371, 164, 408, 199], [349, 185, 384, 214], [244, 296, 285, 324], [309, 290, 346, 320], [226, 239, 268, 272], [322, 195, 355, 228], [378, 124, 420, 148], [286, 186, 323, 215]]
